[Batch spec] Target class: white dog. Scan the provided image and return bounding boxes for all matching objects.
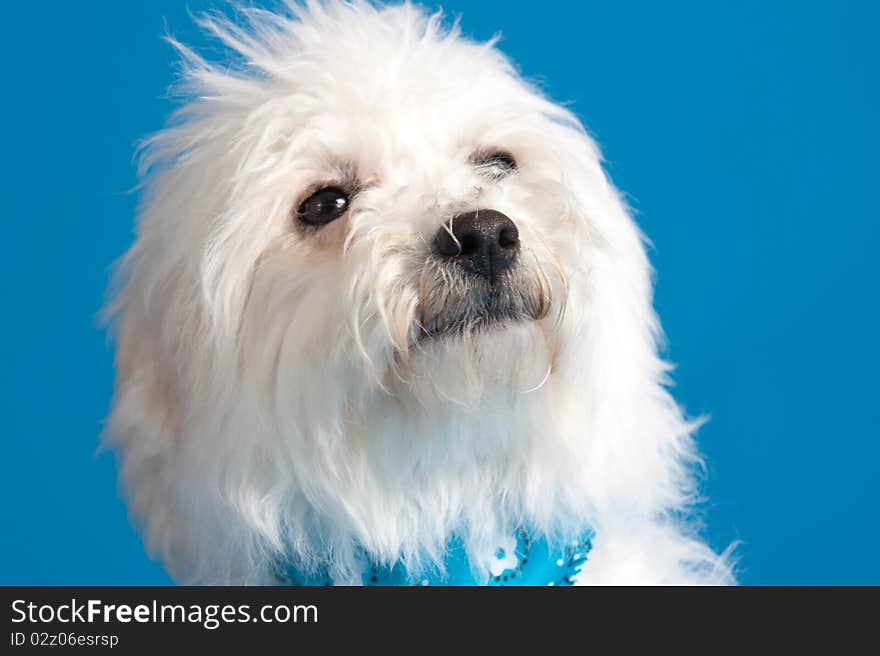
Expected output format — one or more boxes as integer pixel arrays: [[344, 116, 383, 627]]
[[105, 0, 734, 585]]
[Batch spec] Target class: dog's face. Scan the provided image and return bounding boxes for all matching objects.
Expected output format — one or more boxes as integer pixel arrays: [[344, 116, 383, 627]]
[[213, 16, 602, 420]]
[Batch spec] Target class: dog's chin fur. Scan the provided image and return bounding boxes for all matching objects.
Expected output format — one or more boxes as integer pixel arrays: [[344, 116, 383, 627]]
[[104, 0, 735, 585]]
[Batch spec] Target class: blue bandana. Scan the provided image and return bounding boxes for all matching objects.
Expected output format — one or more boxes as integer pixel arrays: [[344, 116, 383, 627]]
[[282, 529, 594, 586]]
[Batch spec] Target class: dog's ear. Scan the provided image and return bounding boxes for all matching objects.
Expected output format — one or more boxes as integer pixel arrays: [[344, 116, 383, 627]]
[[101, 25, 288, 581], [530, 116, 707, 515]]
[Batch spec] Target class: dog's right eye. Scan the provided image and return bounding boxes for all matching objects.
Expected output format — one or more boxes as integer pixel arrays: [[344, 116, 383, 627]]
[[296, 187, 350, 226]]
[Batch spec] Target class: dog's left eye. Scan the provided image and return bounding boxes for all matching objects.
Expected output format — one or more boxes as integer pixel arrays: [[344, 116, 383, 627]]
[[296, 187, 350, 226], [475, 150, 518, 179]]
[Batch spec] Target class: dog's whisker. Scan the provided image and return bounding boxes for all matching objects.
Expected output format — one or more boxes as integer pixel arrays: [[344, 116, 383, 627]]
[[520, 362, 553, 394]]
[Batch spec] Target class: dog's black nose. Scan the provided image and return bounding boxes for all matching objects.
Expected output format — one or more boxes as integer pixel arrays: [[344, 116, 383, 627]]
[[433, 210, 520, 283]]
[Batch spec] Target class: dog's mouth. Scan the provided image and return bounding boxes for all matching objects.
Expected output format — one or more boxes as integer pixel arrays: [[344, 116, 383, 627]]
[[420, 288, 528, 338], [415, 263, 551, 340]]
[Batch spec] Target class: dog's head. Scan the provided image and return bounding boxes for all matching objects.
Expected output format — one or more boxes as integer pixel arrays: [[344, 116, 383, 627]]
[[108, 2, 697, 583], [190, 7, 599, 410]]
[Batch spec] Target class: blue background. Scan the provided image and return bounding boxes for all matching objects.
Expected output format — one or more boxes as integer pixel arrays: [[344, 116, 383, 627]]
[[2, 1, 877, 585]]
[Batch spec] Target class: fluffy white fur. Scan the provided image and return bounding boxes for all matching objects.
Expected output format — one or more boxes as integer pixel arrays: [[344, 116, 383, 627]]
[[105, 0, 734, 585]]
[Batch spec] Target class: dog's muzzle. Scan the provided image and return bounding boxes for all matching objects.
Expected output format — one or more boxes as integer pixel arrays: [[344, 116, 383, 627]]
[[416, 210, 549, 338]]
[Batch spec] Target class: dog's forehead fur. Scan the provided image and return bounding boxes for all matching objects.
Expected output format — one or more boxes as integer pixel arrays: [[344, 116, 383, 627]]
[[105, 1, 733, 585], [234, 2, 536, 123]]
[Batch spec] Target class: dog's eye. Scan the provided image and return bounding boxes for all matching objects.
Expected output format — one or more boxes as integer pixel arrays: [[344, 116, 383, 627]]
[[476, 150, 517, 178], [296, 187, 350, 226]]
